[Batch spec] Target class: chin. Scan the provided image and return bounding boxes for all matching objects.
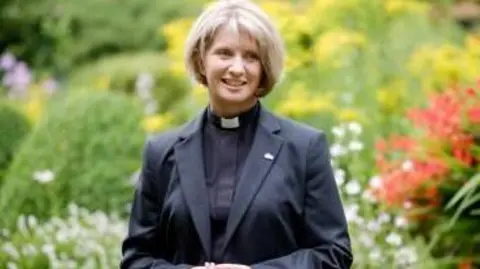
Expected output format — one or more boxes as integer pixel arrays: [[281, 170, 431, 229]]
[[219, 88, 252, 102]]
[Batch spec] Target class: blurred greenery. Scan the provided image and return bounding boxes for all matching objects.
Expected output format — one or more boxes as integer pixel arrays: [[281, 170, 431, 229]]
[[0, 91, 145, 230], [1, 0, 480, 268], [0, 0, 205, 74], [0, 100, 30, 184]]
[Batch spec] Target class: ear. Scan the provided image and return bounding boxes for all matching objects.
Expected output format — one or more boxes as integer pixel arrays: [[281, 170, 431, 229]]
[[196, 56, 206, 76]]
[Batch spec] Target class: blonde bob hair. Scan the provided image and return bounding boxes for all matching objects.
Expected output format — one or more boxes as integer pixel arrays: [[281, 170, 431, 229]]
[[184, 0, 285, 97]]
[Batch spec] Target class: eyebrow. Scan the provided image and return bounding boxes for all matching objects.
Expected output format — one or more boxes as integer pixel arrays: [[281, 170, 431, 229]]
[[211, 44, 259, 53]]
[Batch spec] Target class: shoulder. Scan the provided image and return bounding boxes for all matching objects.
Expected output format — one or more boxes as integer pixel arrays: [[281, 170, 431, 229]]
[[147, 128, 181, 153], [270, 112, 328, 146], [142, 124, 184, 165]]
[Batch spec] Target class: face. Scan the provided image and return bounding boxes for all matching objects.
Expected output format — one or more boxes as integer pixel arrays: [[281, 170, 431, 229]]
[[202, 26, 263, 116]]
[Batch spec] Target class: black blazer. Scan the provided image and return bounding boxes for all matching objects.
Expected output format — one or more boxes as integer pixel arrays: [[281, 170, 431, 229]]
[[120, 106, 353, 269]]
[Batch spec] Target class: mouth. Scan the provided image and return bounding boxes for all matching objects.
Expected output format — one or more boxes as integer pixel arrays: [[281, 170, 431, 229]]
[[221, 79, 247, 88]]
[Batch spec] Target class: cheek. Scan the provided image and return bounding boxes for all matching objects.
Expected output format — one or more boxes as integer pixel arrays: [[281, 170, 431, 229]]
[[250, 64, 263, 84], [205, 61, 226, 80]]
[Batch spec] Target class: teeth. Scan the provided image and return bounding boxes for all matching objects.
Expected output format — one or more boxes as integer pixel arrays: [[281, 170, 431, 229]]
[[223, 79, 244, 86]]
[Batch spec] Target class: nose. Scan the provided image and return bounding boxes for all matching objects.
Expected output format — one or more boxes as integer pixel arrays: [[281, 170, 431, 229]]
[[227, 56, 245, 76]]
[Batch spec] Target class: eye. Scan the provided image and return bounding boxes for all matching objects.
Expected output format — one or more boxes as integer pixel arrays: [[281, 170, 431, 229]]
[[244, 52, 259, 62], [216, 48, 232, 58]]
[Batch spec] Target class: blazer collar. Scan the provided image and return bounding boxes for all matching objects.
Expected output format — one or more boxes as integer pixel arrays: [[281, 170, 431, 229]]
[[175, 103, 283, 259], [178, 103, 281, 139]]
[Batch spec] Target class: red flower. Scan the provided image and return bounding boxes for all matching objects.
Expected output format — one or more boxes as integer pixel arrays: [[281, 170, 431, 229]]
[[458, 258, 473, 269], [391, 135, 417, 152], [467, 107, 480, 123], [374, 80, 480, 212]]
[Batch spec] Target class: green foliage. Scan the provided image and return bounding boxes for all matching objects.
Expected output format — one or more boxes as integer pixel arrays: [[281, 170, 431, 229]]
[[69, 52, 191, 122], [0, 204, 125, 269], [0, 91, 145, 230], [0, 0, 204, 73], [0, 100, 30, 184]]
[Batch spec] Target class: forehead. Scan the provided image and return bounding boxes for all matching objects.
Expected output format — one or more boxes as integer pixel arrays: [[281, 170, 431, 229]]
[[209, 25, 259, 51]]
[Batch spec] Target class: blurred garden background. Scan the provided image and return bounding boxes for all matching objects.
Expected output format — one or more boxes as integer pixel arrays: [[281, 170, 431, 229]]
[[1, 0, 480, 268]]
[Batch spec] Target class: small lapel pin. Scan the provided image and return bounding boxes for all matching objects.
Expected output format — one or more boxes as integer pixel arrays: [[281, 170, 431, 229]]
[[264, 152, 274, 160]]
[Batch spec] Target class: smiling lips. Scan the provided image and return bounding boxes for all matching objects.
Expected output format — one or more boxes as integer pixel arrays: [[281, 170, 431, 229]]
[[222, 78, 246, 87]]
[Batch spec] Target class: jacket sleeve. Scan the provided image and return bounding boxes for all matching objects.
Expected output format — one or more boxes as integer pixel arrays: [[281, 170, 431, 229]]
[[251, 132, 353, 269], [120, 139, 192, 269]]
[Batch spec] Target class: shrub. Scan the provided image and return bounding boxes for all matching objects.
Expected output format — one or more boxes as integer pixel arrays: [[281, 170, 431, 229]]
[[0, 0, 205, 73], [328, 122, 439, 268], [0, 91, 145, 230], [68, 52, 192, 123], [372, 81, 480, 267], [0, 204, 126, 269], [0, 100, 30, 184]]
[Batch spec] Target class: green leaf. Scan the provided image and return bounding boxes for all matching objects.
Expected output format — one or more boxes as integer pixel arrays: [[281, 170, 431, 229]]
[[445, 173, 480, 210]]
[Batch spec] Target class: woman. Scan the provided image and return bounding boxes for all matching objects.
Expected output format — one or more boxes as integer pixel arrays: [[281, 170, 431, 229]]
[[120, 0, 353, 268]]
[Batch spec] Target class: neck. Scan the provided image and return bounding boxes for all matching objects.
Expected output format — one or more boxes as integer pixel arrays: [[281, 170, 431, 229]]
[[209, 99, 258, 118]]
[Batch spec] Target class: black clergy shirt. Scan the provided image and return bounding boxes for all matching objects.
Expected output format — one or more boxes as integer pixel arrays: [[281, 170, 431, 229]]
[[202, 102, 259, 262]]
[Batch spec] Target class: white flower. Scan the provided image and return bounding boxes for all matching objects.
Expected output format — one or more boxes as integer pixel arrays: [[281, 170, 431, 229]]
[[369, 248, 382, 261], [144, 101, 158, 115], [56, 229, 69, 243], [347, 122, 362, 135], [366, 220, 382, 233], [345, 180, 361, 195], [330, 143, 346, 157], [2, 242, 19, 259], [331, 126, 346, 138], [135, 72, 154, 100], [404, 201, 413, 209], [21, 244, 37, 256], [395, 247, 418, 265], [347, 140, 364, 151], [395, 216, 409, 228], [334, 169, 345, 186], [378, 213, 391, 224], [17, 215, 28, 234], [341, 93, 354, 104], [344, 204, 360, 223], [369, 176, 382, 189], [1, 228, 9, 237], [41, 243, 55, 255], [68, 203, 79, 217], [362, 190, 377, 203], [359, 233, 374, 248], [386, 232, 402, 246], [129, 170, 141, 186], [33, 170, 55, 183], [27, 215, 37, 228], [401, 160, 414, 171]]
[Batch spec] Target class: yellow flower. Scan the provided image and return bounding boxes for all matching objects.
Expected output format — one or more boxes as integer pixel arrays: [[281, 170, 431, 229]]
[[407, 43, 479, 91], [384, 0, 429, 15], [313, 29, 366, 67], [142, 113, 173, 133], [275, 83, 335, 118], [376, 80, 406, 111], [466, 34, 480, 57], [24, 96, 44, 123], [161, 18, 194, 77], [408, 45, 434, 76], [191, 84, 209, 106], [336, 108, 362, 122], [95, 75, 110, 91]]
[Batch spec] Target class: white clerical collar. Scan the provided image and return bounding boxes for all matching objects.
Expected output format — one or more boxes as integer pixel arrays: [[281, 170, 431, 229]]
[[220, 117, 240, 129], [207, 103, 259, 129]]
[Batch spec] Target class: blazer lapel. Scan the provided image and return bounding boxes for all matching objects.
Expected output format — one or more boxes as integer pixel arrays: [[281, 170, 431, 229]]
[[174, 112, 212, 259], [221, 108, 284, 255]]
